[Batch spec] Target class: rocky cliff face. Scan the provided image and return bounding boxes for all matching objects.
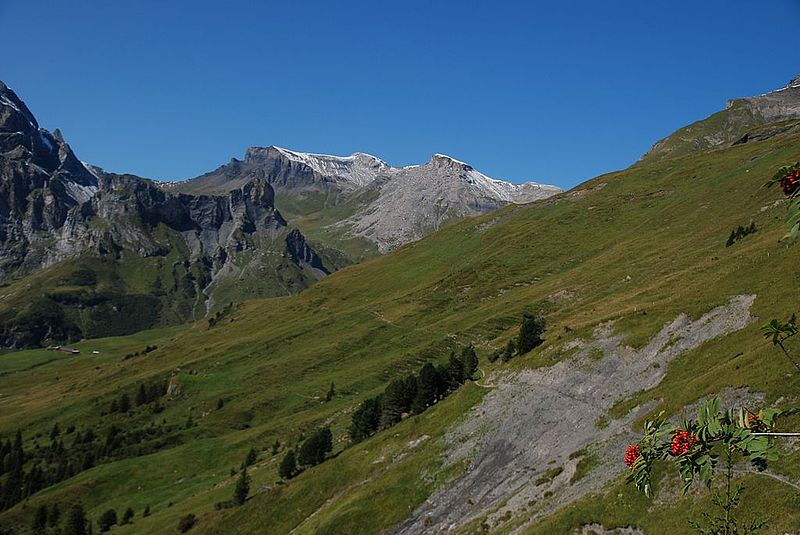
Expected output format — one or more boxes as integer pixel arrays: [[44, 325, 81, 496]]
[[171, 145, 390, 197], [175, 147, 562, 253], [641, 75, 800, 163], [337, 153, 561, 252], [0, 81, 330, 346]]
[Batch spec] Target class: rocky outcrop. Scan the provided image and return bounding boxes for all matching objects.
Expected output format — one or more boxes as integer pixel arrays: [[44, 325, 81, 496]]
[[0, 81, 331, 345], [285, 228, 330, 278], [175, 147, 562, 253], [170, 145, 389, 197], [641, 75, 800, 163], [337, 154, 561, 252]]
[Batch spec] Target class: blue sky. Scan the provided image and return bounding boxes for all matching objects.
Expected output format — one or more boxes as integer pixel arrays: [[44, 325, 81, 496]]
[[1, 1, 798, 188]]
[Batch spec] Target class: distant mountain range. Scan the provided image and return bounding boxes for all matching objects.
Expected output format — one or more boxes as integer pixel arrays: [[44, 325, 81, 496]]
[[174, 146, 561, 253], [0, 80, 560, 347]]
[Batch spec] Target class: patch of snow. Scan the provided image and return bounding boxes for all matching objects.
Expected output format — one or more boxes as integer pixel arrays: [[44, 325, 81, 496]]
[[433, 153, 469, 166], [273, 146, 387, 187], [465, 168, 561, 203], [0, 94, 21, 113]]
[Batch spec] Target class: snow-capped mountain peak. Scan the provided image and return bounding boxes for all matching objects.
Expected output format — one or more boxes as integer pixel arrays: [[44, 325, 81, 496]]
[[271, 146, 388, 188]]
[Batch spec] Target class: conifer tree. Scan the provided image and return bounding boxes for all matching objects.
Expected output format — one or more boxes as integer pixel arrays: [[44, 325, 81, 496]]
[[298, 428, 333, 466], [379, 380, 407, 429], [411, 363, 439, 413], [244, 448, 257, 467], [447, 353, 465, 390], [279, 450, 298, 479], [98, 508, 117, 532], [502, 339, 516, 362], [48, 502, 61, 527], [63, 503, 88, 535], [122, 507, 134, 524], [233, 466, 250, 505], [461, 345, 478, 380], [517, 314, 546, 354], [326, 382, 335, 402], [32, 503, 48, 534], [119, 393, 130, 413], [136, 384, 147, 406], [349, 396, 382, 441]]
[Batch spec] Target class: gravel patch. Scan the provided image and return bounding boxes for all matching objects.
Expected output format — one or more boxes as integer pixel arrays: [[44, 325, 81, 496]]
[[389, 295, 757, 534]]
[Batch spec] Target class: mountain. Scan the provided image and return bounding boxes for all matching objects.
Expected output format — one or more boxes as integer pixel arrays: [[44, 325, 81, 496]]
[[173, 146, 561, 253], [0, 81, 559, 347], [1, 76, 799, 534], [641, 75, 800, 162], [0, 81, 330, 347]]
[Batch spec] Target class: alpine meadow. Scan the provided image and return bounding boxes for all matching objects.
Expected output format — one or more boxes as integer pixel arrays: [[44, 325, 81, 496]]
[[1, 3, 800, 535]]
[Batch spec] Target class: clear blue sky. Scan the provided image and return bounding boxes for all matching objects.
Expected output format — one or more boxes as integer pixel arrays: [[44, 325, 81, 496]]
[[1, 1, 798, 188]]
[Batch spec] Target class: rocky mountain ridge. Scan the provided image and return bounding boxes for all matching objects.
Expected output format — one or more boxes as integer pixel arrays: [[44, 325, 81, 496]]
[[0, 81, 330, 346], [641, 75, 800, 162], [174, 146, 562, 252]]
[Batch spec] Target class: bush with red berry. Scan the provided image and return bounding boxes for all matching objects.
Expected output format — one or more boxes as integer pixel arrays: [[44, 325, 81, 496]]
[[766, 162, 800, 239], [624, 398, 780, 497]]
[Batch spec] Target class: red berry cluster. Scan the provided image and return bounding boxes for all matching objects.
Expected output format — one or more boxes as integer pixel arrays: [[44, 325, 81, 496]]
[[670, 429, 697, 456], [781, 170, 800, 196], [624, 444, 641, 467], [747, 413, 767, 432]]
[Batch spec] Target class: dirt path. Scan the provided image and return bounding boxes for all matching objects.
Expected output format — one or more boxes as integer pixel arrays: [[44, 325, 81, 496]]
[[474, 368, 496, 388]]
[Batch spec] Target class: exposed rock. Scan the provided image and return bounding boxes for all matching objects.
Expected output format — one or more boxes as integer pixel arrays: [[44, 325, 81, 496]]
[[391, 295, 757, 534], [641, 75, 800, 162], [173, 147, 562, 253], [285, 228, 330, 278], [336, 154, 561, 253], [0, 81, 331, 346]]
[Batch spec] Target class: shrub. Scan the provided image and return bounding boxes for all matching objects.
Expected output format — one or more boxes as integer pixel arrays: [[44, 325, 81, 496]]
[[177, 513, 197, 533], [97, 508, 117, 532], [517, 314, 545, 354]]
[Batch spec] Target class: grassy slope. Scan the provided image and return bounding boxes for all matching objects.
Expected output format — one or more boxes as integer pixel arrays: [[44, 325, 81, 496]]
[[2, 127, 800, 533]]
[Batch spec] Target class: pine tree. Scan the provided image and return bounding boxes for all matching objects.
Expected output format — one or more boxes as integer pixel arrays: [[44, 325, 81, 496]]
[[48, 502, 61, 527], [411, 363, 439, 414], [50, 423, 61, 441], [233, 466, 250, 505], [119, 393, 130, 413], [244, 448, 257, 467], [32, 503, 48, 534], [517, 314, 545, 354], [136, 384, 147, 406], [177, 513, 196, 533], [122, 507, 134, 524], [63, 503, 88, 535], [502, 339, 516, 361], [298, 428, 333, 466], [279, 450, 297, 479], [271, 439, 280, 455], [461, 345, 478, 380], [401, 375, 418, 409], [349, 396, 382, 441], [326, 382, 335, 402], [97, 508, 117, 532], [379, 381, 406, 429], [142, 505, 151, 517], [447, 353, 465, 390]]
